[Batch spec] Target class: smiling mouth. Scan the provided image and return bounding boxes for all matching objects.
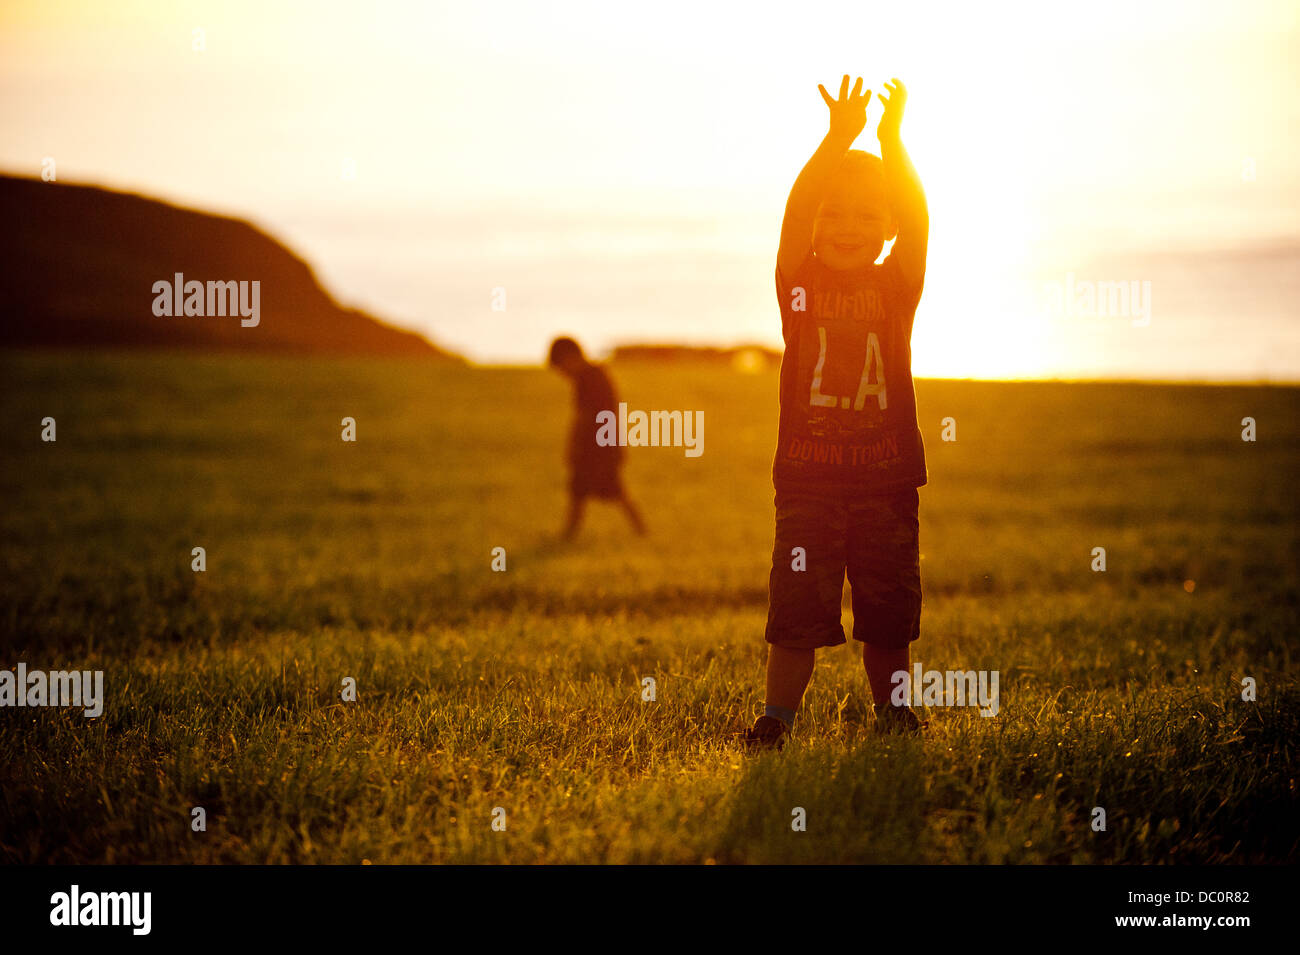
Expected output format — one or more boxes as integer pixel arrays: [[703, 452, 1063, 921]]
[[833, 241, 865, 253]]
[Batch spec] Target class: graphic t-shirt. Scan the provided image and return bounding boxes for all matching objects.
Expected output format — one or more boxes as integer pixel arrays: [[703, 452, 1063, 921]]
[[773, 252, 927, 493]]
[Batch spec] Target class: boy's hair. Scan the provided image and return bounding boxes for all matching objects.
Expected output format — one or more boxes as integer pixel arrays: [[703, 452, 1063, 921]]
[[833, 149, 885, 190], [548, 336, 584, 366]]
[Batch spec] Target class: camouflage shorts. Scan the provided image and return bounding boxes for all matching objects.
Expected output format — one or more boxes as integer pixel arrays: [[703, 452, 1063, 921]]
[[765, 486, 922, 650]]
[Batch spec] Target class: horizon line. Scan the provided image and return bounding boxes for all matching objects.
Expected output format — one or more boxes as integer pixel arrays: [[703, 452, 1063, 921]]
[[4, 346, 1293, 387]]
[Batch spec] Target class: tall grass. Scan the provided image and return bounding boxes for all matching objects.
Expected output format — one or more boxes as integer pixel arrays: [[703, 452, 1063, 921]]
[[1, 354, 1296, 862]]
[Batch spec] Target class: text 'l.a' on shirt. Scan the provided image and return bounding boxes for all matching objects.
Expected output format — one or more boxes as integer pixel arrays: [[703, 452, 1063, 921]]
[[773, 252, 928, 494]]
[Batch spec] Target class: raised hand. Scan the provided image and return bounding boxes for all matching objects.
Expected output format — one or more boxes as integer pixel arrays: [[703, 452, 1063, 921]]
[[876, 78, 908, 141], [818, 75, 871, 143]]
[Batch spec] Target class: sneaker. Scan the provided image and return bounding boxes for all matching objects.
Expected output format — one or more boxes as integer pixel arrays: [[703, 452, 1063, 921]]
[[742, 714, 789, 751], [873, 703, 927, 735]]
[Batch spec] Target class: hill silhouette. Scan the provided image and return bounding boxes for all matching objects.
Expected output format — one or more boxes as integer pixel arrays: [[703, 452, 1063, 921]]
[[0, 175, 456, 357]]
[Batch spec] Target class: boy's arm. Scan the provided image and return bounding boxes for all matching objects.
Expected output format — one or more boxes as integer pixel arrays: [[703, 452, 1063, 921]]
[[776, 75, 871, 285], [877, 79, 928, 289]]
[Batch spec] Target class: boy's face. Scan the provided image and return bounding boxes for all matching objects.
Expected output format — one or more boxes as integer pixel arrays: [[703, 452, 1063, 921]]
[[812, 176, 896, 271]]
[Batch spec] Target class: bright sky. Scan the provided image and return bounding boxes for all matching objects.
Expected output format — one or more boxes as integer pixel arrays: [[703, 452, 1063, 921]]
[[2, 0, 1298, 378]]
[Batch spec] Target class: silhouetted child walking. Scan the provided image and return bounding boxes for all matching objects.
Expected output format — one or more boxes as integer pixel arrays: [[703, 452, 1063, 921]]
[[746, 76, 929, 748], [548, 337, 647, 540]]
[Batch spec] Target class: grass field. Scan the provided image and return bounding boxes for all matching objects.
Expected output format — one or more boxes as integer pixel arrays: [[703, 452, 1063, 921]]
[[1, 352, 1297, 864]]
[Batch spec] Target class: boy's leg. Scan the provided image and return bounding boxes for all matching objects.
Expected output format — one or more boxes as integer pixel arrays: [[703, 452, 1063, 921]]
[[757, 490, 849, 733], [863, 644, 909, 705], [764, 644, 816, 715], [846, 488, 923, 721], [618, 493, 647, 535], [562, 495, 586, 540]]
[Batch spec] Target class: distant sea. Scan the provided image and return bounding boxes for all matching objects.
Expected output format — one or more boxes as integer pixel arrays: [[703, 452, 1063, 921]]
[[271, 201, 1300, 381]]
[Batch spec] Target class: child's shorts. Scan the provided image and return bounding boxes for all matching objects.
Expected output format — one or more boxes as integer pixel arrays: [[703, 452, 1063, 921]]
[[765, 485, 921, 650]]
